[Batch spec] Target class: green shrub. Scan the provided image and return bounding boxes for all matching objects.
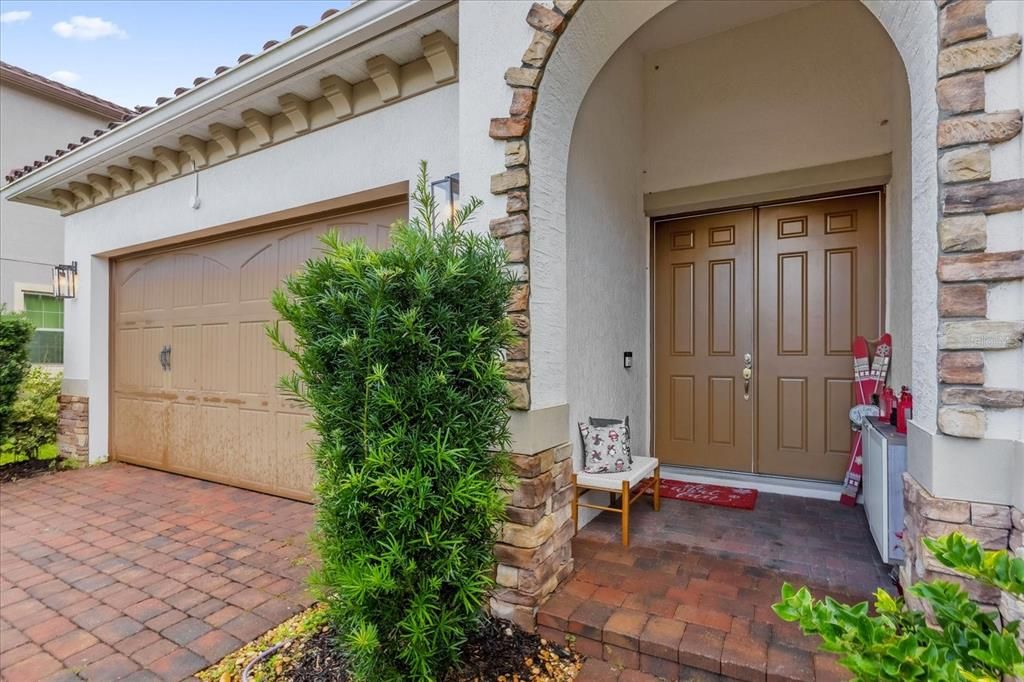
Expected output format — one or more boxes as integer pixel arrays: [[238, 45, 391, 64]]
[[0, 307, 34, 439], [1, 367, 62, 462], [269, 162, 516, 681], [774, 532, 1024, 681]]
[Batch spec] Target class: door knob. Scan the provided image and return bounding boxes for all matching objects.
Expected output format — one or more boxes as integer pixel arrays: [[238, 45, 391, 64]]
[[743, 353, 752, 400]]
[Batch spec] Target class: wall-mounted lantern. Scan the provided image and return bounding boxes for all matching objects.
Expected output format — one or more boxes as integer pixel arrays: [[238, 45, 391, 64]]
[[52, 261, 78, 299], [430, 173, 460, 223]]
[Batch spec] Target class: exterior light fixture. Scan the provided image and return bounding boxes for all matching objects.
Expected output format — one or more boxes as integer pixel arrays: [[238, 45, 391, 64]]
[[53, 261, 78, 299], [430, 173, 460, 223], [623, 351, 633, 369]]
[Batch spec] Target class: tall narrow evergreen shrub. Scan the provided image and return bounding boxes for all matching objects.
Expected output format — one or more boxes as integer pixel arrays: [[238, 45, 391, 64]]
[[0, 308, 34, 440], [269, 162, 515, 681]]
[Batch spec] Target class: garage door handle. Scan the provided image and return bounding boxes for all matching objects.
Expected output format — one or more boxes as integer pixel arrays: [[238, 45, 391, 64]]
[[159, 346, 171, 371], [165, 346, 172, 371]]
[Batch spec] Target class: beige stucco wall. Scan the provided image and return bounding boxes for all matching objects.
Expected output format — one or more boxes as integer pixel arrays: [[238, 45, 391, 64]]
[[0, 82, 113, 310]]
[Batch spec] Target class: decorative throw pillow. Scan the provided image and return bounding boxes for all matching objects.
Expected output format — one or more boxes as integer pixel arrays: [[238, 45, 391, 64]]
[[589, 416, 632, 465], [578, 422, 632, 474]]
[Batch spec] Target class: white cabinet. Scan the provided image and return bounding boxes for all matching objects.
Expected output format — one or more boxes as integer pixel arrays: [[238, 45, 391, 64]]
[[863, 417, 907, 565]]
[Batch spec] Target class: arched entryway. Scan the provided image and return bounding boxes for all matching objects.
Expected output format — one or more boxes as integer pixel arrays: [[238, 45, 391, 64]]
[[559, 1, 919, 487]]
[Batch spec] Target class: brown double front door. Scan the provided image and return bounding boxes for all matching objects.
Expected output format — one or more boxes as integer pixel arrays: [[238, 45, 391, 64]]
[[653, 192, 880, 481]]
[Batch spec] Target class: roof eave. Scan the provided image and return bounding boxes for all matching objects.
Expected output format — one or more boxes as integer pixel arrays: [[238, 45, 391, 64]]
[[2, 0, 437, 207]]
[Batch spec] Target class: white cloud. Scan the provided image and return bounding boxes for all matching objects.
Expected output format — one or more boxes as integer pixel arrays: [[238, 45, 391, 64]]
[[52, 15, 126, 40], [0, 10, 32, 24], [48, 70, 81, 85]]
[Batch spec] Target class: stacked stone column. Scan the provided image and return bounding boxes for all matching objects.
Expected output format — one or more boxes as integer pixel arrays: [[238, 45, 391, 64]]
[[487, 0, 585, 629], [933, 0, 1024, 437], [56, 395, 89, 463], [902, 474, 1022, 641], [490, 441, 576, 630]]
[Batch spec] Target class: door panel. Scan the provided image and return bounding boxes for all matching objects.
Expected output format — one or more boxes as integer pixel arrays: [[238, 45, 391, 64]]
[[111, 203, 406, 501], [655, 209, 755, 472], [756, 193, 880, 480]]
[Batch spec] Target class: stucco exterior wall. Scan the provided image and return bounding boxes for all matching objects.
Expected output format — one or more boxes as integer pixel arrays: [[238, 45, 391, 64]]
[[458, 0, 535, 236], [0, 83, 114, 309], [63, 85, 458, 462], [565, 43, 648, 465], [641, 2, 899, 193]]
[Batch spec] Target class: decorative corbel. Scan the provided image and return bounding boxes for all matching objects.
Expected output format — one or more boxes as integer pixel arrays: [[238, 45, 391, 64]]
[[68, 181, 94, 208], [107, 166, 134, 194], [421, 31, 457, 83], [320, 75, 352, 119], [367, 55, 401, 102], [278, 94, 311, 134], [179, 135, 209, 168], [153, 146, 182, 178], [86, 174, 112, 202], [52, 188, 76, 214], [242, 109, 273, 147], [208, 123, 238, 158], [128, 157, 155, 187]]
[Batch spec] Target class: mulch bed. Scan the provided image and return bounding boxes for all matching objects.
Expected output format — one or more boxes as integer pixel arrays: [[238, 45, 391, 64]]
[[204, 609, 582, 682], [0, 458, 70, 484], [282, 616, 581, 682]]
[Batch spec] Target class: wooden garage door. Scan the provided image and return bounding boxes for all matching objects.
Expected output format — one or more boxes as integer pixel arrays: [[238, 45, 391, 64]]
[[110, 203, 406, 501]]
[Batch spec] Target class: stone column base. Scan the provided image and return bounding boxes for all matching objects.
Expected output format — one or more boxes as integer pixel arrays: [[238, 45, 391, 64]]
[[490, 441, 575, 630], [57, 395, 89, 463], [901, 472, 1021, 635]]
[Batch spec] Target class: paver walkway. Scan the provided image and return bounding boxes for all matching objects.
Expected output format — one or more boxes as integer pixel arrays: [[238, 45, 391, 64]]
[[0, 463, 313, 681], [539, 492, 893, 681]]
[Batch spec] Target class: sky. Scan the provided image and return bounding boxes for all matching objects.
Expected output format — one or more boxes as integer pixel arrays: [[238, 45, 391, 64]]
[[0, 1, 351, 108]]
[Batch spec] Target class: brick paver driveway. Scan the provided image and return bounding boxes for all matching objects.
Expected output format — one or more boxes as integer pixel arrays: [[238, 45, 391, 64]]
[[0, 463, 313, 681]]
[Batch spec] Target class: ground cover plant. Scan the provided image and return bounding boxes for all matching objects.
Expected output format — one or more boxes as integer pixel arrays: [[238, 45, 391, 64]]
[[269, 162, 516, 681], [774, 532, 1024, 680]]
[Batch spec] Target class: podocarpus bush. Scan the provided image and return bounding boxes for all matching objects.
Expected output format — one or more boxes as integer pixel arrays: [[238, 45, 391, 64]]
[[269, 162, 516, 681], [4, 367, 62, 460], [774, 532, 1024, 680], [0, 308, 34, 440]]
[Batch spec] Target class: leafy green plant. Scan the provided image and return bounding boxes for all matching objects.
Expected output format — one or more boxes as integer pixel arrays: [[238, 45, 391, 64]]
[[269, 162, 516, 681], [0, 308, 34, 440], [0, 367, 62, 462], [774, 533, 1024, 681]]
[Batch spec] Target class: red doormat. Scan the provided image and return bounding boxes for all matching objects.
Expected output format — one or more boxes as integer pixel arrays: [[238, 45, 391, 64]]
[[645, 478, 758, 510]]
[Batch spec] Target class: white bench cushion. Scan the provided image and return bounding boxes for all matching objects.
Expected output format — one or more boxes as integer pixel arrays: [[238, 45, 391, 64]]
[[575, 456, 659, 491]]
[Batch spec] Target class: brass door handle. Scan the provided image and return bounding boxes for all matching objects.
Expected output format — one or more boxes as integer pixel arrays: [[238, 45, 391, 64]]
[[743, 353, 752, 400]]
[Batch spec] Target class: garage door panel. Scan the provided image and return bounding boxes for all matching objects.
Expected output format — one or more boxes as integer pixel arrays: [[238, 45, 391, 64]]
[[118, 268, 144, 315], [112, 201, 406, 501], [239, 321, 275, 395], [167, 402, 199, 473], [116, 328, 142, 390], [114, 397, 166, 467], [173, 254, 203, 308], [200, 323, 236, 392], [200, 404, 237, 477], [238, 408, 275, 485], [240, 245, 277, 303], [143, 327, 167, 390], [202, 257, 232, 305], [278, 229, 316, 280], [144, 256, 174, 312], [276, 412, 315, 495]]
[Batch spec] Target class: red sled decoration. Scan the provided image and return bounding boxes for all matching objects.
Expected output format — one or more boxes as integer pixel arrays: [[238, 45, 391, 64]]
[[840, 333, 891, 506]]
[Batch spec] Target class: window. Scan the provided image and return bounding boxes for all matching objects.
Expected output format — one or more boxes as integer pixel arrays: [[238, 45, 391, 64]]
[[23, 293, 64, 364]]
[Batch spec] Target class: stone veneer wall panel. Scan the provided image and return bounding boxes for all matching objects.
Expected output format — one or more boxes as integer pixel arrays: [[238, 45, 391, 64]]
[[56, 395, 89, 463], [934, 0, 1024, 440]]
